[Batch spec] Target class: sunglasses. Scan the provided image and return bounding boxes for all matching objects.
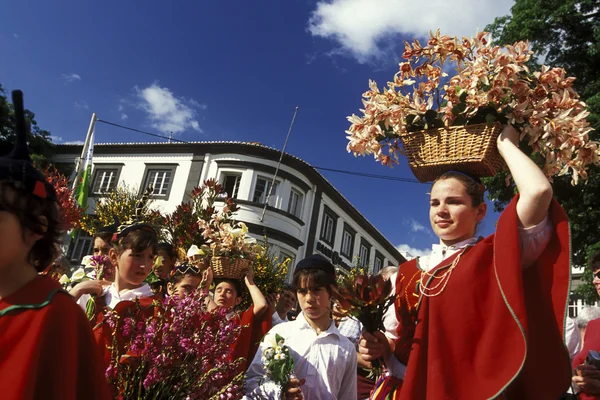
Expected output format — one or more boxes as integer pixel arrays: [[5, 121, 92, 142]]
[[594, 271, 600, 280]]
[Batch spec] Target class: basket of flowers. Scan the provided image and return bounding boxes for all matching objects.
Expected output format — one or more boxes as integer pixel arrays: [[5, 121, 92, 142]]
[[209, 222, 261, 279], [346, 30, 596, 183]]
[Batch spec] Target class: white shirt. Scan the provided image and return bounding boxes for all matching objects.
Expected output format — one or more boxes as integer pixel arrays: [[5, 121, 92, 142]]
[[76, 283, 153, 310], [272, 310, 288, 327], [382, 216, 554, 379], [245, 312, 357, 400]]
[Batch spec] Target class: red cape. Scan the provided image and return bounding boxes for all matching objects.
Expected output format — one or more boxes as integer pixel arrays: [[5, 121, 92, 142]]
[[572, 318, 600, 399], [391, 196, 571, 399], [0, 275, 111, 400], [231, 306, 272, 373]]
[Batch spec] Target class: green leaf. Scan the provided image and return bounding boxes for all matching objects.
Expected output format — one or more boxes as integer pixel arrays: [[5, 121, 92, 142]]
[[485, 113, 497, 125], [452, 103, 466, 116], [459, 91, 468, 103], [424, 109, 438, 122]]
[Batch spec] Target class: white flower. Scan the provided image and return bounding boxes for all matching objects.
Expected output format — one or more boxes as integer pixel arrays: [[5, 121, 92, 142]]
[[262, 333, 278, 348], [71, 268, 86, 282], [275, 346, 282, 354], [81, 255, 92, 267], [187, 245, 205, 258], [58, 275, 70, 285], [277, 340, 284, 346]]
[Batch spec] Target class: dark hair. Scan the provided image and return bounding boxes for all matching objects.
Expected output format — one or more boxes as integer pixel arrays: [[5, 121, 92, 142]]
[[214, 278, 243, 298], [93, 231, 113, 244], [112, 228, 158, 256], [589, 249, 600, 273], [0, 182, 61, 271], [292, 268, 336, 296], [432, 171, 485, 207], [280, 283, 294, 294], [169, 270, 202, 286], [157, 242, 176, 259]]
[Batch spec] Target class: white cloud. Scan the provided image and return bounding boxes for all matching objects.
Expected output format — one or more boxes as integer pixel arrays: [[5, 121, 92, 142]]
[[410, 219, 426, 233], [50, 135, 63, 143], [135, 83, 203, 135], [73, 101, 89, 109], [121, 113, 128, 120], [118, 104, 124, 112], [64, 140, 85, 145], [13, 33, 19, 39], [62, 73, 82, 82], [396, 244, 431, 260], [307, 0, 513, 62]]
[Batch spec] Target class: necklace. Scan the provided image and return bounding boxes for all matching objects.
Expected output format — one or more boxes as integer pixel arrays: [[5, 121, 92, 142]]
[[418, 248, 466, 297]]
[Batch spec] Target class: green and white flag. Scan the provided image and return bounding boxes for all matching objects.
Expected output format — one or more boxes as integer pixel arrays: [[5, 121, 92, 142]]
[[70, 128, 95, 239]]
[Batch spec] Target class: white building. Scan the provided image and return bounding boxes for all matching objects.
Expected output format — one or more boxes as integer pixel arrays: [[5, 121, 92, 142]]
[[55, 141, 405, 279]]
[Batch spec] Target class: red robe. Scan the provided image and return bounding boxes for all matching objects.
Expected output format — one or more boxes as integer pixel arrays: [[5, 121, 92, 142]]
[[0, 275, 111, 400], [231, 306, 272, 373], [386, 196, 571, 399], [572, 318, 600, 399]]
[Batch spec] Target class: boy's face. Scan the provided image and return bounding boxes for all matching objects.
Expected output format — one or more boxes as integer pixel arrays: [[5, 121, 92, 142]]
[[110, 247, 155, 287], [155, 251, 176, 279], [168, 274, 202, 298], [297, 284, 332, 322], [214, 281, 241, 309], [277, 289, 297, 312], [593, 268, 600, 296], [93, 237, 111, 256]]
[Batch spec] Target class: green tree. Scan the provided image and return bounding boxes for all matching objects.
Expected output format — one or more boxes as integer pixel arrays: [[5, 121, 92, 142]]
[[483, 0, 600, 294], [0, 83, 56, 166]]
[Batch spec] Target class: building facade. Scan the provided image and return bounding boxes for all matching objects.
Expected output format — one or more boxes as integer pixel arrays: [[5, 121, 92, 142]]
[[55, 141, 405, 279]]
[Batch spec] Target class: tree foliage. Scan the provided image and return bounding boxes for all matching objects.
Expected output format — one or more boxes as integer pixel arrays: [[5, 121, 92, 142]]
[[484, 0, 600, 278], [0, 83, 56, 166]]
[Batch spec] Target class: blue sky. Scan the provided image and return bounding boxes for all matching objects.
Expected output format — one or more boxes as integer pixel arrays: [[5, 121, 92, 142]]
[[1, 0, 514, 257]]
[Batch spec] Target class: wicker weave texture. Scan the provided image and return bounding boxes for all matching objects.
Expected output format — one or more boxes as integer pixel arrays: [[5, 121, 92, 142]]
[[211, 256, 252, 279], [399, 123, 505, 182]]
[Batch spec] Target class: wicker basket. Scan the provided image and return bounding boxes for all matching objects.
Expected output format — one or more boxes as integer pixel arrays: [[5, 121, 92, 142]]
[[211, 256, 252, 279], [399, 123, 505, 183]]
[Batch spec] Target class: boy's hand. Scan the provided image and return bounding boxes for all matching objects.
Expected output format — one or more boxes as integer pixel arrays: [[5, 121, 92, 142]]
[[358, 331, 391, 362], [573, 365, 600, 394], [284, 377, 305, 400], [245, 264, 255, 286], [266, 293, 277, 314], [201, 267, 213, 289]]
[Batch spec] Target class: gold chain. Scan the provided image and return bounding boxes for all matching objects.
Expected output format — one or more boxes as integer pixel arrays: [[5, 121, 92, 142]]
[[418, 250, 464, 297]]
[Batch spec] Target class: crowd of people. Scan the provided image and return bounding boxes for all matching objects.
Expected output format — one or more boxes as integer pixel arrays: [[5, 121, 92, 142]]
[[1, 90, 600, 400]]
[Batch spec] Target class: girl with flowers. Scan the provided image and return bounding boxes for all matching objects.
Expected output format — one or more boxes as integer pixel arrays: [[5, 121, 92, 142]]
[[358, 125, 572, 399]]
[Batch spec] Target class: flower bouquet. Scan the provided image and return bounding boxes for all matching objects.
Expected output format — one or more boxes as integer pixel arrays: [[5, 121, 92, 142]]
[[103, 289, 245, 399], [346, 30, 597, 183], [165, 179, 239, 267], [207, 222, 262, 279], [43, 166, 84, 231], [83, 255, 114, 320], [333, 273, 394, 379], [239, 245, 291, 310], [251, 333, 295, 399]]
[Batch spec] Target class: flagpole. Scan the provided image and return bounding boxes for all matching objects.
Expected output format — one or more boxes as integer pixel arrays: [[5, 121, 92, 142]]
[[72, 113, 96, 191], [260, 106, 299, 222]]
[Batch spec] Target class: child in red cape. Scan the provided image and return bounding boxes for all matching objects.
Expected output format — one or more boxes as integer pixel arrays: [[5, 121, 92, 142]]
[[0, 90, 110, 399], [204, 264, 269, 373]]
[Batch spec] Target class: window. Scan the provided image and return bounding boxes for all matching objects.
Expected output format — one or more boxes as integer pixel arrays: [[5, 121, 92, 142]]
[[141, 164, 177, 200], [341, 223, 356, 258], [320, 206, 338, 246], [374, 255, 384, 274], [71, 233, 93, 263], [91, 166, 121, 195], [223, 174, 242, 198], [287, 188, 303, 218], [359, 240, 371, 269], [253, 176, 278, 205]]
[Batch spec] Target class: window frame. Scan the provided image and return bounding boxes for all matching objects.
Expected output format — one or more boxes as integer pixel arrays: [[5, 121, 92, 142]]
[[90, 164, 123, 196], [319, 205, 338, 247], [340, 222, 356, 259], [252, 175, 280, 206], [287, 187, 304, 218], [140, 164, 178, 201], [374, 250, 384, 274], [222, 172, 242, 199], [70, 232, 93, 263], [358, 238, 372, 269]]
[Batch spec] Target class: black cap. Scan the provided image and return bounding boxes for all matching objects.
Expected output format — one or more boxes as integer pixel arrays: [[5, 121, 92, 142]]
[[0, 90, 56, 201], [294, 254, 335, 278]]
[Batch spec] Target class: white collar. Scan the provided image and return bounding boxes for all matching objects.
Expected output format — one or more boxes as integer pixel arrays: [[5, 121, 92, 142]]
[[296, 311, 343, 339], [431, 237, 478, 255], [104, 283, 153, 300]]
